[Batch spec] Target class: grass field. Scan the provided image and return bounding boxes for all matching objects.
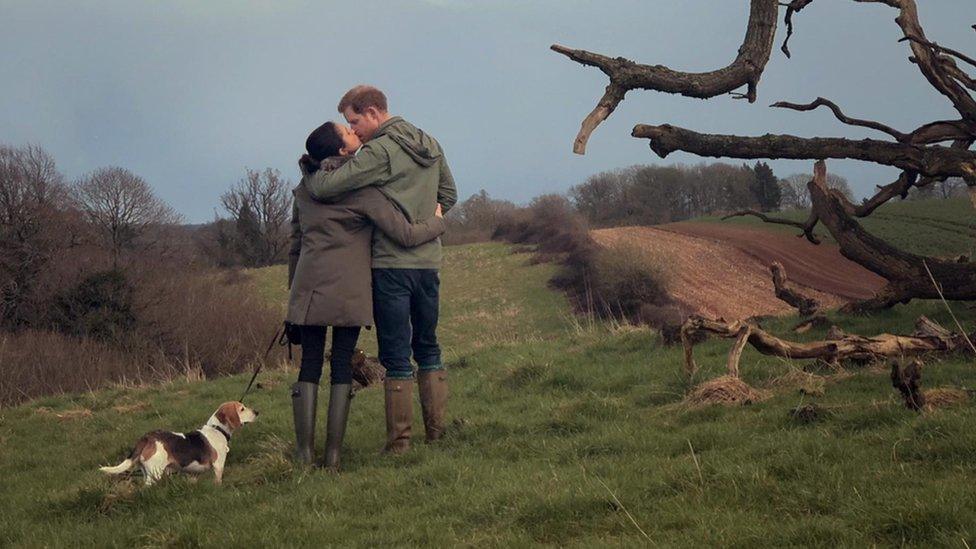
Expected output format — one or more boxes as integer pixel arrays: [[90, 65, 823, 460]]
[[2, 240, 976, 545], [694, 197, 975, 258]]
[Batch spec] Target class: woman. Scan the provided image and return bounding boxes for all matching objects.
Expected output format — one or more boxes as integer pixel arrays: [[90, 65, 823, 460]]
[[287, 121, 446, 470]]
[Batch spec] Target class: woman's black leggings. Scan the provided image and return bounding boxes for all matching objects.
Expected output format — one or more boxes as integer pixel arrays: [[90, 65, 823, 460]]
[[298, 325, 361, 385]]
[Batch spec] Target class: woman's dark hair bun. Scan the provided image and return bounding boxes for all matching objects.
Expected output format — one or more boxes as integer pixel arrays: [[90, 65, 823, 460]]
[[299, 153, 321, 175]]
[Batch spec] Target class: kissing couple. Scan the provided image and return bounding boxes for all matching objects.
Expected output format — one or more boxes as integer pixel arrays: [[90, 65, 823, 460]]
[[286, 85, 457, 470]]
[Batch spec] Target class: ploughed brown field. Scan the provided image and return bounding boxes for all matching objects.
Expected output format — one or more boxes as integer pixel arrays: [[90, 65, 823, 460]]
[[590, 222, 886, 319]]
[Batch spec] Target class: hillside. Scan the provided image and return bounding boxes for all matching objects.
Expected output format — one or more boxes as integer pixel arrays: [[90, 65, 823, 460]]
[[591, 197, 972, 319], [695, 197, 975, 258], [2, 242, 976, 546]]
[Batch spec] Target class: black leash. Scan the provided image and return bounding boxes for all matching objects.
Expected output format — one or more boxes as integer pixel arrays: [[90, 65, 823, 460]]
[[239, 325, 290, 404]]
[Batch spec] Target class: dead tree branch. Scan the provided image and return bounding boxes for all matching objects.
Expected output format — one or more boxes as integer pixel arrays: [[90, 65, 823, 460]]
[[891, 359, 925, 411], [770, 261, 822, 316], [806, 161, 976, 311], [885, 1, 976, 121], [771, 97, 909, 142], [557, 1, 976, 310], [632, 124, 976, 179], [781, 0, 816, 58], [551, 0, 779, 154], [680, 314, 974, 380], [899, 35, 976, 70], [722, 210, 821, 244]]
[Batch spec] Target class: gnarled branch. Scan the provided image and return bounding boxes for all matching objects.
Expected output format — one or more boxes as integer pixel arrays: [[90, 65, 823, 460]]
[[722, 209, 821, 244], [770, 261, 822, 316], [807, 160, 976, 307], [551, 0, 779, 154], [886, 1, 976, 121], [781, 0, 816, 58], [681, 314, 975, 381], [853, 171, 919, 217], [771, 97, 909, 142], [907, 120, 975, 146], [632, 124, 976, 178], [899, 35, 976, 72]]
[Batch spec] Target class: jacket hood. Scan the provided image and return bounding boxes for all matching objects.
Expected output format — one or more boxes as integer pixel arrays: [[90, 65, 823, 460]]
[[374, 117, 441, 168]]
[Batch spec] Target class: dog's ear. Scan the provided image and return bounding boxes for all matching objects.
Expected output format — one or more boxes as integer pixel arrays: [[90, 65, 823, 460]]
[[216, 402, 242, 430]]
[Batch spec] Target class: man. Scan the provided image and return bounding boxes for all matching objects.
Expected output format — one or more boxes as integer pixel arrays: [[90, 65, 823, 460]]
[[303, 85, 457, 454]]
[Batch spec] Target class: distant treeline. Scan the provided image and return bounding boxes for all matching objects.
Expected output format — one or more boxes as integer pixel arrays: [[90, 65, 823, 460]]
[[444, 161, 856, 240]]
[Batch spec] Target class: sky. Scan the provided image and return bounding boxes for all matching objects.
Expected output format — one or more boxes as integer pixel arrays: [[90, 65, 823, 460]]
[[1, 0, 972, 222]]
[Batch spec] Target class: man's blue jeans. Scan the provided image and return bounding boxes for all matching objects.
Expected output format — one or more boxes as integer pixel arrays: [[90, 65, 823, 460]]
[[372, 268, 443, 380]]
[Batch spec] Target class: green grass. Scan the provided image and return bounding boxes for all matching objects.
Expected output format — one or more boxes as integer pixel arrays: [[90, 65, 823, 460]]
[[692, 197, 975, 258], [2, 243, 976, 546]]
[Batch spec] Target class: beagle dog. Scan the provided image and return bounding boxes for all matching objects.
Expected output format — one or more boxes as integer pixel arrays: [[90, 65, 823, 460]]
[[99, 401, 258, 486]]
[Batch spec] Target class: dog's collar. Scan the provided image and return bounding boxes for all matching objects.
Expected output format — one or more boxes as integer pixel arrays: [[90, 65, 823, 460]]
[[211, 425, 232, 442]]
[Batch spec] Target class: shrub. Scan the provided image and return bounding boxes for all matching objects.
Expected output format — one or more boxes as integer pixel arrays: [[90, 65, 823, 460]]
[[0, 263, 281, 407], [130, 260, 280, 378], [0, 329, 180, 408], [589, 243, 671, 316], [553, 242, 673, 323], [51, 269, 136, 341], [493, 194, 679, 327], [443, 190, 517, 246]]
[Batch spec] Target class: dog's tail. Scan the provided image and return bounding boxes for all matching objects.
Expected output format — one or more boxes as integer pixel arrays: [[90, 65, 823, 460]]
[[99, 458, 138, 475], [100, 436, 152, 475]]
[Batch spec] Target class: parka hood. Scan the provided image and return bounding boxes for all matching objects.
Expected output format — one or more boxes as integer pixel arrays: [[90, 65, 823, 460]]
[[374, 117, 442, 168]]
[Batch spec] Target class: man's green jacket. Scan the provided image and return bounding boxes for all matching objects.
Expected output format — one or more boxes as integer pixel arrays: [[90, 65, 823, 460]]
[[303, 116, 457, 269]]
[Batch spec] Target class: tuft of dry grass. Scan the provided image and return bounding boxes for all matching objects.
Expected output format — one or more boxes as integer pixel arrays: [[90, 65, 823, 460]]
[[923, 387, 969, 411], [33, 406, 94, 421], [768, 368, 827, 397], [684, 375, 768, 406]]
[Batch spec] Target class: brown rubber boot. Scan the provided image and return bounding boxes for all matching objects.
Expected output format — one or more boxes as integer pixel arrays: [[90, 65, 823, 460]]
[[383, 379, 413, 454], [417, 369, 448, 441]]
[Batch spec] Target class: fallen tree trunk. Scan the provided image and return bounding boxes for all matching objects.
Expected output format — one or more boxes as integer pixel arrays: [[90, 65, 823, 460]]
[[680, 314, 975, 380]]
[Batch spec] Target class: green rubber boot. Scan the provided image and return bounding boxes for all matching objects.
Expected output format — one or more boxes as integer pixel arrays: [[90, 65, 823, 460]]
[[291, 381, 318, 464], [323, 384, 354, 471]]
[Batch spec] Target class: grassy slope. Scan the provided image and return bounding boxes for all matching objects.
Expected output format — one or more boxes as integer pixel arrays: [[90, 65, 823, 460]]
[[3, 242, 976, 546], [691, 197, 975, 258]]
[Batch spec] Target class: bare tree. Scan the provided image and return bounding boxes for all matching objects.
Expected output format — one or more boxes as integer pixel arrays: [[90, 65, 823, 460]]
[[0, 145, 68, 242], [553, 0, 976, 311], [74, 167, 181, 264], [779, 173, 852, 210], [220, 168, 291, 266], [0, 144, 71, 326], [778, 174, 811, 210], [911, 176, 969, 200], [442, 190, 518, 245]]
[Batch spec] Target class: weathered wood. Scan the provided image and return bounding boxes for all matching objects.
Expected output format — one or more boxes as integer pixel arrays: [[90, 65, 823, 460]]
[[807, 161, 976, 309], [551, 0, 779, 154], [557, 0, 976, 309], [891, 359, 925, 411], [770, 261, 821, 317], [631, 125, 976, 179], [727, 324, 752, 378], [771, 97, 909, 142], [680, 314, 975, 381], [722, 210, 820, 244]]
